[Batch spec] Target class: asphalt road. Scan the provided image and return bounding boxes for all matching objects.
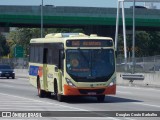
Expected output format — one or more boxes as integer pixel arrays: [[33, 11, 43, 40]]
[[0, 77, 160, 120]]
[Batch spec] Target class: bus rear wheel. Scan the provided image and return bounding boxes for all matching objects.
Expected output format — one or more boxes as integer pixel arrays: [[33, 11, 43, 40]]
[[97, 95, 105, 102], [37, 80, 45, 98]]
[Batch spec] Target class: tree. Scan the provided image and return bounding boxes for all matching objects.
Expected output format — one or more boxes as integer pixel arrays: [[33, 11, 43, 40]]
[[135, 31, 150, 57], [7, 28, 84, 58], [0, 34, 10, 57], [148, 31, 160, 56], [117, 31, 154, 57]]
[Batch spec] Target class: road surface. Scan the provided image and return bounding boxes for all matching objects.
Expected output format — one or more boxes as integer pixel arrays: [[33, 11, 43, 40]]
[[0, 77, 159, 120]]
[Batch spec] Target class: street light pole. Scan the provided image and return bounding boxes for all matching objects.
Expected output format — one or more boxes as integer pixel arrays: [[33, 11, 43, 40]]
[[132, 0, 135, 73], [41, 0, 43, 38]]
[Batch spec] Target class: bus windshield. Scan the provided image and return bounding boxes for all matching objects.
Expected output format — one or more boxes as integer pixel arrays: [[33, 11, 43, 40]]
[[66, 49, 115, 82]]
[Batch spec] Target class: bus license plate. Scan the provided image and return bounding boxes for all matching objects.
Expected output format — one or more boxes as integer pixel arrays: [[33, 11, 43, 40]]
[[88, 92, 96, 95]]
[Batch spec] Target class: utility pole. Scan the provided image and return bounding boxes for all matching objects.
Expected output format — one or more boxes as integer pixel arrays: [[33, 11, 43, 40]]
[[41, 0, 43, 38], [132, 0, 135, 74]]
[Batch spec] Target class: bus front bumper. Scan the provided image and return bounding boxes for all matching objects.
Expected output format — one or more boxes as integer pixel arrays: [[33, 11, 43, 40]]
[[63, 84, 116, 96]]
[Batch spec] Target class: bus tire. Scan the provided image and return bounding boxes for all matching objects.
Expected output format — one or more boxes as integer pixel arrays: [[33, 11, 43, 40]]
[[37, 80, 45, 98], [57, 94, 63, 102], [46, 92, 51, 98], [97, 95, 105, 102], [54, 81, 63, 102]]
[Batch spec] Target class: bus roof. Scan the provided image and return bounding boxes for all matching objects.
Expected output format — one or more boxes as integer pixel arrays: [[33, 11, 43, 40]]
[[30, 33, 113, 44]]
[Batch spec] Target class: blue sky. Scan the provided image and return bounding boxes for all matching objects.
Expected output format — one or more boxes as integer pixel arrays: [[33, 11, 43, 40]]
[[0, 0, 152, 8]]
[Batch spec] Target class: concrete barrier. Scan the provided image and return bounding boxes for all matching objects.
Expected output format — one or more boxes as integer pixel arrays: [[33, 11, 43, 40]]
[[117, 72, 160, 87], [14, 69, 28, 78], [14, 69, 160, 88]]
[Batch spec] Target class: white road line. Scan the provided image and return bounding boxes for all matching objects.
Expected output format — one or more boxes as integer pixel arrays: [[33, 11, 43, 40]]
[[55, 117, 121, 120], [0, 101, 36, 103], [134, 102, 160, 108], [0, 84, 33, 90], [118, 86, 160, 92], [0, 108, 49, 110], [0, 92, 87, 111], [0, 105, 74, 108], [124, 118, 136, 120], [116, 91, 131, 94], [0, 84, 15, 88], [0, 93, 121, 120]]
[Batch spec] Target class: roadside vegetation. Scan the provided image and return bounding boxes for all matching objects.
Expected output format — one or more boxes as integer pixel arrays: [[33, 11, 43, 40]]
[[0, 28, 160, 58]]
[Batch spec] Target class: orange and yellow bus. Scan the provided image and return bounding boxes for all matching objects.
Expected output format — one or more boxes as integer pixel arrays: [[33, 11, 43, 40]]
[[29, 33, 116, 102]]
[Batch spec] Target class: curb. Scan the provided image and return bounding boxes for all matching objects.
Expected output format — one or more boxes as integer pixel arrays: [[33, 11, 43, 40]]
[[16, 76, 28, 79]]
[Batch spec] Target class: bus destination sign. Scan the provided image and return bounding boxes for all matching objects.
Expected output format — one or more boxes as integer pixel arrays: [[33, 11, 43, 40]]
[[66, 40, 113, 47]]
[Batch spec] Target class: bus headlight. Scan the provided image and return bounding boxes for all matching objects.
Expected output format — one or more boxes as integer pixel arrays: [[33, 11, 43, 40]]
[[66, 78, 76, 87], [109, 77, 116, 86]]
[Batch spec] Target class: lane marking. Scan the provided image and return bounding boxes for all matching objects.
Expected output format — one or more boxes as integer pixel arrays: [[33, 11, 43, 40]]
[[0, 84, 34, 91], [0, 92, 121, 120], [0, 104, 74, 108], [0, 84, 15, 88], [116, 91, 131, 94], [124, 118, 136, 120], [0, 108, 49, 111], [0, 92, 87, 111], [0, 80, 29, 85], [52, 117, 135, 120], [134, 102, 160, 108], [118, 86, 160, 92], [54, 117, 121, 120]]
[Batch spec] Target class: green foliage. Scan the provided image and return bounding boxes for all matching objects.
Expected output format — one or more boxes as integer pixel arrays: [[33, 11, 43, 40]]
[[148, 31, 160, 56], [117, 31, 160, 57], [7, 28, 84, 58], [0, 34, 10, 57], [6, 28, 160, 58], [135, 31, 150, 56]]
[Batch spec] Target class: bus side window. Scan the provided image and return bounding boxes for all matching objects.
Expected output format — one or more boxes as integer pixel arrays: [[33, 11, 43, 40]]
[[48, 49, 53, 64], [43, 48, 48, 64], [59, 50, 64, 70]]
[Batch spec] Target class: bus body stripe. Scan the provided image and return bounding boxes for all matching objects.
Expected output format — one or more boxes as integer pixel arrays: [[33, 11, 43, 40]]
[[63, 84, 116, 96], [29, 65, 43, 77]]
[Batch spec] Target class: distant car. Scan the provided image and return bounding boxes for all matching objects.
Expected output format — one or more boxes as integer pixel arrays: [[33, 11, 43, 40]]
[[0, 64, 15, 79], [130, 6, 147, 9]]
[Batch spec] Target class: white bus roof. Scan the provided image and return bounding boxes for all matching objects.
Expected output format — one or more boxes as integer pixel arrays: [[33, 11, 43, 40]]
[[30, 33, 113, 44]]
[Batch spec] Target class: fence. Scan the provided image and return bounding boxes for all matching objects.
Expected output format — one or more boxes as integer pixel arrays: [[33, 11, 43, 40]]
[[0, 58, 28, 69], [116, 55, 160, 73], [0, 55, 160, 73]]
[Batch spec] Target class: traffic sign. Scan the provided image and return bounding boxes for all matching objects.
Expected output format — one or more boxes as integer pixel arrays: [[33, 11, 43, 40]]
[[14, 45, 24, 58]]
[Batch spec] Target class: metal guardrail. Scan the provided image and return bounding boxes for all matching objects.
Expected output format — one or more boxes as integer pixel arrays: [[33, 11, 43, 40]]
[[122, 74, 145, 80]]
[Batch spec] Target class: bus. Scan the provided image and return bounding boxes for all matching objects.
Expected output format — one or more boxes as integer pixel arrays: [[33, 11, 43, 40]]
[[29, 33, 116, 102]]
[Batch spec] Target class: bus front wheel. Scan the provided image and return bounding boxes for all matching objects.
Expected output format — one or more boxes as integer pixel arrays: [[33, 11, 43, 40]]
[[54, 82, 63, 102]]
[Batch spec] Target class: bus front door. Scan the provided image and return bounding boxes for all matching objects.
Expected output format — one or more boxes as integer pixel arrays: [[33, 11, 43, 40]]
[[43, 48, 48, 91]]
